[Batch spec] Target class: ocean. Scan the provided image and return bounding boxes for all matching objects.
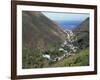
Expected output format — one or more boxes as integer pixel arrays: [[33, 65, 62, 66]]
[[57, 20, 82, 30]]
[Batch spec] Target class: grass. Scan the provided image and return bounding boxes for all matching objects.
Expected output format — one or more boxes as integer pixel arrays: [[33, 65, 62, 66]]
[[50, 48, 89, 67], [22, 47, 89, 69]]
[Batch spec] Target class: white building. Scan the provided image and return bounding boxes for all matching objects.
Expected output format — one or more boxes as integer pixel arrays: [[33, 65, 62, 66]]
[[42, 54, 51, 60]]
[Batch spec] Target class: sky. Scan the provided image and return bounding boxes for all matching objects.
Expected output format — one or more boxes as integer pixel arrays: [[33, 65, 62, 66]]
[[42, 12, 89, 22], [42, 12, 89, 30]]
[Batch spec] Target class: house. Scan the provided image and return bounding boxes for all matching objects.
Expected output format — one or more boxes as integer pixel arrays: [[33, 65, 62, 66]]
[[42, 54, 51, 60]]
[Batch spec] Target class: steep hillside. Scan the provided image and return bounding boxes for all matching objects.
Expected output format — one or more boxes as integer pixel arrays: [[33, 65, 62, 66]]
[[22, 11, 68, 68], [22, 11, 66, 51], [73, 18, 89, 49], [22, 11, 89, 68]]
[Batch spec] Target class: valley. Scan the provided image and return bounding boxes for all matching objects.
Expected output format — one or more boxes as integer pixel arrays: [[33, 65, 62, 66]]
[[22, 11, 89, 69]]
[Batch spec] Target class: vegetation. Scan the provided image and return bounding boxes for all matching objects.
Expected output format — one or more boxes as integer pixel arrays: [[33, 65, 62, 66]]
[[22, 11, 89, 69], [22, 48, 89, 68], [22, 47, 63, 68], [51, 48, 89, 67], [22, 48, 46, 68]]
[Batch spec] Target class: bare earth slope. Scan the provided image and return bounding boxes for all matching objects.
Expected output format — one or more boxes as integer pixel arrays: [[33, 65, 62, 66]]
[[22, 11, 66, 51]]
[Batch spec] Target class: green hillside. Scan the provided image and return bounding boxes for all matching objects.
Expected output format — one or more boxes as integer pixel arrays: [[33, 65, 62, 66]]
[[50, 48, 89, 67]]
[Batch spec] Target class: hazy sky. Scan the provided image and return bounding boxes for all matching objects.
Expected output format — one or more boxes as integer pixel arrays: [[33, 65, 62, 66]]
[[42, 12, 89, 22]]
